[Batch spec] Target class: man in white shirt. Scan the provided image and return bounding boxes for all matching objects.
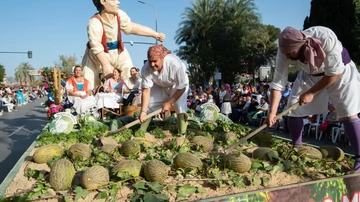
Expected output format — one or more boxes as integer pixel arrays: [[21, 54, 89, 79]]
[[122, 67, 142, 105], [267, 26, 360, 172], [139, 45, 189, 135]]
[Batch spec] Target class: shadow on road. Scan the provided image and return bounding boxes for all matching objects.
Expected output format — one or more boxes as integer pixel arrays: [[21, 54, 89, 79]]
[[0, 103, 47, 184]]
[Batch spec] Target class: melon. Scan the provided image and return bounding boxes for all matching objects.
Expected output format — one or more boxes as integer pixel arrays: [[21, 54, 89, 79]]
[[133, 137, 152, 148], [191, 136, 214, 152], [112, 160, 142, 177], [144, 160, 169, 182], [120, 140, 141, 157], [81, 166, 110, 190], [252, 131, 272, 145], [252, 147, 279, 161], [49, 159, 75, 191], [224, 153, 252, 173], [100, 136, 118, 145], [68, 143, 92, 159], [224, 132, 238, 143], [101, 144, 118, 154], [173, 152, 203, 169], [33, 144, 64, 164], [319, 146, 344, 161], [296, 146, 323, 160]]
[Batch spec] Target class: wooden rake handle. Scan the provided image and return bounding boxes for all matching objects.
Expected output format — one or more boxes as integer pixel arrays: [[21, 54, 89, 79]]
[[105, 108, 163, 135], [225, 102, 300, 153]]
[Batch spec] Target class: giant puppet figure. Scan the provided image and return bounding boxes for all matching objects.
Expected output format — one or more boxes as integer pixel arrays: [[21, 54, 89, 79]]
[[82, 0, 165, 86]]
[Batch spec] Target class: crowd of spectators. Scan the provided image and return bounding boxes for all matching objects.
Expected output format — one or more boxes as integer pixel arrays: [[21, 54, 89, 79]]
[[187, 81, 348, 143], [0, 86, 45, 115]]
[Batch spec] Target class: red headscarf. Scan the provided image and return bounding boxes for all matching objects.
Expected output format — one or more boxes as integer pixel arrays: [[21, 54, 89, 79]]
[[147, 44, 171, 60], [278, 26, 326, 73]]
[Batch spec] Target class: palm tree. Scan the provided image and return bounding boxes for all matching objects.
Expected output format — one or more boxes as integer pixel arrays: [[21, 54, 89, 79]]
[[15, 62, 35, 85], [175, 0, 265, 84]]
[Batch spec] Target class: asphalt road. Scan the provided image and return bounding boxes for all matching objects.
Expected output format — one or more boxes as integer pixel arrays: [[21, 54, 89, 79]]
[[0, 98, 48, 184]]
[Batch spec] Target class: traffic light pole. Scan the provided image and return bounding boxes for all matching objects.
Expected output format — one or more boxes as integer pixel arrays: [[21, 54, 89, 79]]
[[0, 51, 32, 58]]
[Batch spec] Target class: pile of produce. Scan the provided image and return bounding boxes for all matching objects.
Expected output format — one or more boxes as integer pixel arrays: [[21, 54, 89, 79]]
[[2, 110, 354, 202]]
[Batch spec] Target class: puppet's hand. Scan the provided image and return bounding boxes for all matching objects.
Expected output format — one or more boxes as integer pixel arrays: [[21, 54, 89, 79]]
[[103, 65, 114, 79], [156, 33, 166, 42]]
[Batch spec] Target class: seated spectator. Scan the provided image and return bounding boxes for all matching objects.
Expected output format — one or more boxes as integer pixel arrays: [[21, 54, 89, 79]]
[[66, 65, 97, 117], [2, 93, 16, 111], [319, 104, 339, 139], [249, 97, 269, 122], [241, 96, 259, 124], [281, 82, 292, 101], [122, 67, 142, 106], [104, 68, 124, 94]]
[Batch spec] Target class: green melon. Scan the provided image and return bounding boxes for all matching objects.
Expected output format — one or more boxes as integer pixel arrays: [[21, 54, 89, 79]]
[[133, 137, 153, 148], [252, 131, 273, 145], [191, 136, 214, 152], [173, 152, 203, 169], [49, 159, 75, 191], [296, 146, 323, 160], [120, 140, 141, 157], [319, 146, 344, 161], [81, 166, 110, 190], [144, 160, 169, 182], [101, 144, 118, 154], [33, 144, 64, 164], [224, 132, 238, 143], [68, 143, 92, 159], [224, 153, 252, 173], [112, 160, 142, 177], [252, 147, 279, 161]]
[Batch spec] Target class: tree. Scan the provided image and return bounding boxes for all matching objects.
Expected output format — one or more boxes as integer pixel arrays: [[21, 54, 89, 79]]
[[0, 64, 5, 83], [175, 0, 280, 85], [55, 54, 78, 79], [303, 0, 359, 64], [14, 62, 35, 85], [352, 0, 360, 63]]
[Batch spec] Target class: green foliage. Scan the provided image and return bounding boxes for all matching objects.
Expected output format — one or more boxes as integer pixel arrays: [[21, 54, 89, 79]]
[[175, 0, 280, 84], [14, 62, 35, 85], [304, 0, 360, 64], [0, 63, 5, 83]]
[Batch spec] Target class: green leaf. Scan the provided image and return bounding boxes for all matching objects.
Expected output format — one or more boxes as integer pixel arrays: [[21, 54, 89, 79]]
[[148, 182, 163, 193], [74, 186, 89, 201], [95, 191, 108, 199], [64, 196, 72, 202], [166, 185, 176, 191], [262, 177, 270, 185], [252, 161, 263, 169], [197, 187, 205, 193], [155, 194, 168, 201], [270, 165, 280, 175], [178, 184, 196, 197], [252, 176, 261, 186], [133, 181, 147, 190], [143, 193, 160, 202]]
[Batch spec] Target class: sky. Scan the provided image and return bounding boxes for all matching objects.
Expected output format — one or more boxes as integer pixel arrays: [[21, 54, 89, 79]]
[[0, 0, 311, 78]]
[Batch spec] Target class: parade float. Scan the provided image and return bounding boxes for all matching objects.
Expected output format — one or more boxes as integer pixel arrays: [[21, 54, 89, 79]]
[[0, 96, 359, 201]]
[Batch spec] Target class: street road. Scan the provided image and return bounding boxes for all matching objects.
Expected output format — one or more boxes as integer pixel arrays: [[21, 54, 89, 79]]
[[0, 99, 47, 184]]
